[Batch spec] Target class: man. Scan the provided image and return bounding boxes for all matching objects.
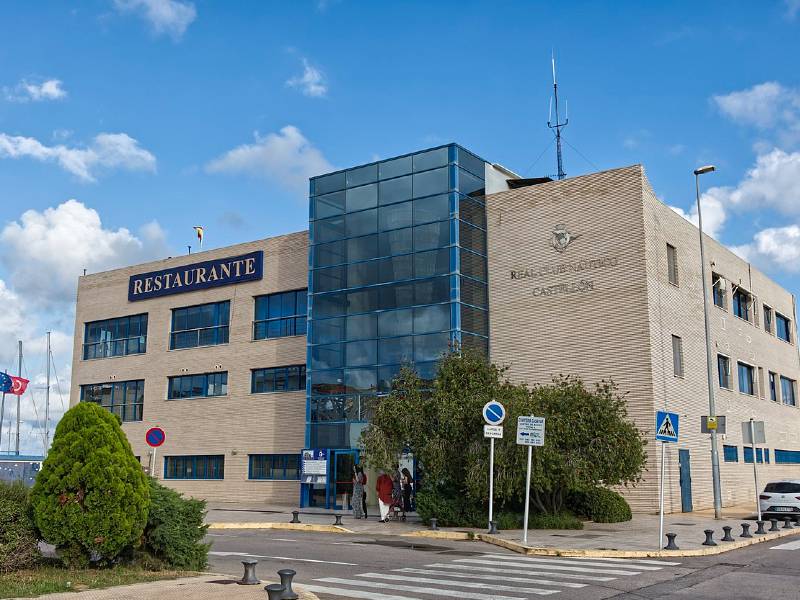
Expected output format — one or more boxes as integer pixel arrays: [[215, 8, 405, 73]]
[[376, 469, 393, 523]]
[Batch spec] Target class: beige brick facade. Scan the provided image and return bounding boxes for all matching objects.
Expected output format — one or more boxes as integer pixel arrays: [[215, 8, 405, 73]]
[[485, 165, 800, 513]]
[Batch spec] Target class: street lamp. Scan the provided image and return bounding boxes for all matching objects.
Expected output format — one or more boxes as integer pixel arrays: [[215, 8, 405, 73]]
[[694, 164, 722, 519]]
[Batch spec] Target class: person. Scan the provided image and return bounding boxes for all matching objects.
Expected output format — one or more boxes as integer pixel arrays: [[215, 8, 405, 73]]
[[361, 469, 368, 519], [376, 469, 393, 523], [352, 465, 365, 519], [401, 467, 413, 514]]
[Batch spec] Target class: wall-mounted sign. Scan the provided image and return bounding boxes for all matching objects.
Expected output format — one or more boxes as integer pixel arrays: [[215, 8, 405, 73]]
[[301, 449, 328, 485], [128, 250, 263, 301]]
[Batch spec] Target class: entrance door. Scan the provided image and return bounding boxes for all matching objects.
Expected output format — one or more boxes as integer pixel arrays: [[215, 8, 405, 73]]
[[679, 449, 693, 512], [331, 450, 358, 510]]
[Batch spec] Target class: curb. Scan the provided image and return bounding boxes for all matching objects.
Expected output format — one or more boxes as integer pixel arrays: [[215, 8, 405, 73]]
[[402, 530, 476, 540], [202, 573, 321, 600], [478, 527, 800, 558], [207, 522, 354, 534]]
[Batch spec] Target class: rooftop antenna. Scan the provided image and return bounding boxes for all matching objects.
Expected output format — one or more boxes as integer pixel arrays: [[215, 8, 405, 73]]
[[547, 51, 568, 180]]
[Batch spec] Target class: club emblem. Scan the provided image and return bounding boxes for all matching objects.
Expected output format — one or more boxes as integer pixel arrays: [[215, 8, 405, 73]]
[[551, 224, 579, 253]]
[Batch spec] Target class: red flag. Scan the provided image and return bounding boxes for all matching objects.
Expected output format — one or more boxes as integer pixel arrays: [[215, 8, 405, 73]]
[[10, 376, 29, 395]]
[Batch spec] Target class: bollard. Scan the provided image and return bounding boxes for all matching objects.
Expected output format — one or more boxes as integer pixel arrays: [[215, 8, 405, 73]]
[[333, 513, 343, 526], [488, 520, 498, 535], [792, 515, 800, 526], [290, 511, 300, 524], [770, 518, 780, 532], [664, 532, 679, 550], [721, 526, 734, 542], [238, 559, 260, 585], [429, 518, 438, 531], [755, 520, 767, 535], [702, 529, 717, 546], [740, 523, 752, 538], [264, 584, 286, 600], [277, 569, 298, 600], [783, 517, 793, 529]]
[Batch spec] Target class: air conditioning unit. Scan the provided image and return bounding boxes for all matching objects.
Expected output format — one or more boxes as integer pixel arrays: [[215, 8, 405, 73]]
[[717, 277, 728, 292]]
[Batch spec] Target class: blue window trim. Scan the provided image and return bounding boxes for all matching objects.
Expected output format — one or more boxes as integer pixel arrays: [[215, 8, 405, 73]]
[[744, 447, 768, 464], [737, 361, 755, 395], [167, 372, 228, 400], [253, 289, 308, 341], [251, 365, 307, 394], [248, 454, 301, 480], [83, 313, 148, 360], [80, 379, 144, 422], [776, 312, 792, 343], [775, 449, 800, 464], [780, 375, 797, 406], [163, 455, 224, 480], [723, 445, 738, 462], [170, 300, 230, 350]]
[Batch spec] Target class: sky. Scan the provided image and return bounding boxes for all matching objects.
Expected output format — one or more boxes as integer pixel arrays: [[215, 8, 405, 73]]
[[1, 0, 800, 455]]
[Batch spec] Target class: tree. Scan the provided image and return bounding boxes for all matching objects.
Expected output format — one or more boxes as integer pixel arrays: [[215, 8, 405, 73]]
[[30, 402, 150, 566]]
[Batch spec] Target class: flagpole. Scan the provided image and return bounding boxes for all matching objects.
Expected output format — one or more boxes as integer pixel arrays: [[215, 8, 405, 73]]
[[0, 369, 6, 455], [15, 340, 21, 455]]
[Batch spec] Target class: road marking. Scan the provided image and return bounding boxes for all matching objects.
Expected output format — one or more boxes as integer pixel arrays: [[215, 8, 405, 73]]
[[425, 563, 616, 582], [771, 539, 800, 550], [482, 554, 664, 570], [394, 568, 587, 588], [303, 585, 419, 600], [357, 572, 562, 595], [568, 556, 682, 566], [315, 578, 530, 600], [208, 551, 357, 565], [271, 538, 298, 542], [454, 558, 641, 576]]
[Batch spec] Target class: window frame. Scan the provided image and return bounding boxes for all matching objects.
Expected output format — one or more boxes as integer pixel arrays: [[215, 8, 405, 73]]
[[248, 454, 301, 480], [769, 371, 778, 402], [666, 244, 679, 286], [251, 365, 307, 394], [253, 289, 308, 341], [717, 354, 732, 390], [763, 304, 774, 335], [732, 287, 753, 323], [712, 272, 727, 310], [170, 300, 230, 350], [164, 455, 225, 480], [776, 312, 792, 343], [80, 379, 144, 422], [737, 361, 756, 396], [82, 313, 148, 360], [167, 371, 228, 400], [671, 335, 684, 377], [780, 375, 797, 407]]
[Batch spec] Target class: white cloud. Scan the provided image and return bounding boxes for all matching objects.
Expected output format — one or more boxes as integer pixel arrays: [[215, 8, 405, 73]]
[[0, 132, 156, 182], [732, 225, 800, 272], [4, 78, 67, 102], [206, 125, 334, 195], [712, 82, 800, 145], [786, 0, 800, 20], [669, 187, 728, 240], [0, 199, 169, 308], [718, 149, 800, 214], [113, 0, 196, 39], [286, 59, 328, 98]]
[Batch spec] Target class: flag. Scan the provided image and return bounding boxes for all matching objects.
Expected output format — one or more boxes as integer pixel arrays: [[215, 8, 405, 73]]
[[193, 226, 204, 249], [0, 372, 11, 393], [9, 376, 29, 395]]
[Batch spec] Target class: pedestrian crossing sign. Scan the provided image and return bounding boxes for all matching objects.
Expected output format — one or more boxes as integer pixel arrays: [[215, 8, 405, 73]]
[[655, 410, 679, 443]]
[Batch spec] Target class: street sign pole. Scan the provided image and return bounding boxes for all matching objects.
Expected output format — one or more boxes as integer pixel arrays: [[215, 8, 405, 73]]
[[522, 444, 532, 545], [151, 446, 158, 478], [488, 436, 495, 529], [750, 418, 761, 522], [658, 441, 665, 549], [482, 401, 506, 534], [655, 410, 679, 549]]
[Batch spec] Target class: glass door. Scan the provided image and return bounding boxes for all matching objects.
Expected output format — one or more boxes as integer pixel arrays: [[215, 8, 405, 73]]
[[331, 450, 358, 510]]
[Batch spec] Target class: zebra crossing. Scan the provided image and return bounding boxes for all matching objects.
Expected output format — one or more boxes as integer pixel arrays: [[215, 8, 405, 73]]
[[303, 552, 682, 599]]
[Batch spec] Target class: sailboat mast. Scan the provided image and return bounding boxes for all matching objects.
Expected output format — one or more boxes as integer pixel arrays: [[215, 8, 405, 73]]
[[0, 370, 6, 454], [15, 339, 21, 455], [45, 331, 51, 453]]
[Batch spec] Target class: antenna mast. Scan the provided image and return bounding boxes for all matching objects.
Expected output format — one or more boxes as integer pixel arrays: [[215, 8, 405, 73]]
[[547, 53, 568, 180]]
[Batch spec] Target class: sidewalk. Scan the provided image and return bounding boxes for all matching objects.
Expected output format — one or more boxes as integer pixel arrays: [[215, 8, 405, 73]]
[[28, 575, 319, 600]]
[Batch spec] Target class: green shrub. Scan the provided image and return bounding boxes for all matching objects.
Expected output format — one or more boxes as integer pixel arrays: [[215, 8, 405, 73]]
[[527, 511, 584, 530], [568, 487, 632, 523], [140, 478, 209, 570], [30, 403, 150, 566], [495, 511, 523, 530], [415, 488, 483, 528], [0, 481, 40, 572]]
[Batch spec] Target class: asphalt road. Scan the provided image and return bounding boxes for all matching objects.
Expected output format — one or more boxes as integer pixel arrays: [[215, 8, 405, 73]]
[[206, 529, 800, 600]]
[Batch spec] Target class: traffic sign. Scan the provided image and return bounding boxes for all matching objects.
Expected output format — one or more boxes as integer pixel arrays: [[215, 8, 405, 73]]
[[701, 415, 726, 434], [145, 427, 165, 448], [483, 401, 506, 425], [484, 425, 503, 439], [517, 416, 545, 446], [655, 411, 679, 443], [742, 421, 766, 445]]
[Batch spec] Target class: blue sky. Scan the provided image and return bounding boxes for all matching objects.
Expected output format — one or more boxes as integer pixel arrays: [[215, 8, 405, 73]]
[[1, 0, 799, 453]]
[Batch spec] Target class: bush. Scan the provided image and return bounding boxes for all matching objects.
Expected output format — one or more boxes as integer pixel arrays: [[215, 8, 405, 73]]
[[415, 488, 483, 528], [30, 403, 150, 566], [495, 511, 523, 530], [569, 487, 632, 523], [140, 478, 209, 570], [0, 481, 40, 572], [528, 511, 584, 530]]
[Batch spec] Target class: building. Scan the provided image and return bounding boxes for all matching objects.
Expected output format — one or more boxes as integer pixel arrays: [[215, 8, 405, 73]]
[[0, 454, 43, 486], [69, 143, 800, 513]]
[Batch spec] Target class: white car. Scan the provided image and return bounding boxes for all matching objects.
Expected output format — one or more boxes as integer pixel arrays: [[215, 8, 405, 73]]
[[759, 480, 800, 517]]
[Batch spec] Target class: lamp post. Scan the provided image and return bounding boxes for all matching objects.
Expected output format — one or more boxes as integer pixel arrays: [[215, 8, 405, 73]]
[[694, 164, 722, 519]]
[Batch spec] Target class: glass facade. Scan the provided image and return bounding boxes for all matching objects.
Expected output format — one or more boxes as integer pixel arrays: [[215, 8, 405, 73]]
[[306, 144, 489, 461], [249, 454, 301, 480], [170, 301, 230, 349], [81, 379, 144, 422], [254, 290, 308, 340], [83, 314, 148, 360], [168, 372, 228, 399], [164, 455, 224, 479]]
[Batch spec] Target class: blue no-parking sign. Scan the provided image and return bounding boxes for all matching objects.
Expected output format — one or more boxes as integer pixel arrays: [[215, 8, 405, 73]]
[[483, 401, 506, 425], [655, 411, 679, 443], [145, 427, 165, 448]]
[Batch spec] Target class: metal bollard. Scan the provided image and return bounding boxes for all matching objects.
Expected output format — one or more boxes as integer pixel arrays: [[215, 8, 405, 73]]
[[238, 559, 260, 585], [333, 513, 343, 526], [702, 529, 717, 546], [488, 520, 498, 535], [264, 584, 286, 600], [429, 518, 438, 531], [770, 518, 780, 532], [277, 569, 298, 600], [721, 526, 734, 542], [290, 510, 301, 524], [783, 517, 794, 529], [664, 532, 679, 550], [740, 523, 752, 538], [793, 515, 800, 526], [755, 520, 767, 535]]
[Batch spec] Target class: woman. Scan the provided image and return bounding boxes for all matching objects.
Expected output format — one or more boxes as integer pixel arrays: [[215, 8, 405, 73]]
[[376, 469, 393, 523], [401, 467, 413, 514], [351, 465, 365, 519]]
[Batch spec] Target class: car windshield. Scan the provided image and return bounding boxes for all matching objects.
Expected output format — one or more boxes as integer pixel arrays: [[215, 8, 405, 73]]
[[764, 482, 800, 494]]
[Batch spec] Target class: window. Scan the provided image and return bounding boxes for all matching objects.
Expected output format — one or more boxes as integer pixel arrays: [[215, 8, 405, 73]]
[[774, 450, 800, 464], [712, 273, 727, 309], [764, 305, 774, 334], [780, 376, 796, 406], [777, 313, 792, 343], [738, 362, 755, 395], [164, 455, 224, 480], [723, 445, 739, 463], [733, 287, 752, 321], [671, 335, 684, 376], [80, 380, 144, 422], [252, 365, 306, 393], [83, 314, 148, 359], [666, 244, 679, 286], [248, 454, 300, 480], [170, 301, 230, 349], [744, 447, 768, 464], [254, 290, 307, 340], [168, 372, 228, 399], [769, 371, 778, 401], [765, 481, 800, 492], [717, 355, 731, 389]]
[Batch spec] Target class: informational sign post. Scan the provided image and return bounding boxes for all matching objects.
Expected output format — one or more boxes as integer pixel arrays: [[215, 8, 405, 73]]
[[517, 416, 545, 545], [482, 401, 506, 534], [655, 411, 679, 549], [301, 449, 328, 485], [743, 419, 766, 521], [145, 427, 165, 477]]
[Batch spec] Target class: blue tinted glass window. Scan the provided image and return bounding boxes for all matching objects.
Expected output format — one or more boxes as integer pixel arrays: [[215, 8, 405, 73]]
[[379, 201, 413, 231], [461, 277, 487, 308], [380, 281, 415, 310], [733, 289, 751, 320], [379, 255, 413, 283], [459, 196, 486, 229], [378, 308, 413, 338], [738, 362, 754, 395], [347, 234, 379, 262], [345, 340, 377, 367], [461, 248, 487, 281], [168, 372, 228, 399], [346, 183, 378, 212], [311, 343, 343, 370], [310, 369, 343, 395], [346, 313, 377, 340], [379, 227, 413, 257], [414, 194, 450, 225], [346, 208, 377, 237], [414, 221, 449, 251], [414, 304, 450, 333], [83, 314, 148, 360], [314, 266, 346, 292], [315, 191, 345, 219], [164, 455, 224, 480], [252, 365, 306, 393], [314, 240, 346, 267], [249, 454, 301, 480], [81, 379, 144, 422], [414, 277, 450, 305], [414, 332, 449, 362], [313, 171, 345, 195], [723, 445, 738, 462], [379, 176, 412, 205], [379, 336, 413, 364], [460, 220, 487, 255], [347, 261, 378, 288], [348, 287, 380, 314], [458, 167, 485, 197], [379, 156, 412, 180], [171, 301, 229, 349], [254, 290, 306, 340], [344, 368, 377, 393], [777, 313, 792, 342], [461, 304, 488, 336], [312, 317, 344, 344], [315, 215, 345, 243], [314, 293, 347, 318], [781, 376, 796, 406], [413, 147, 448, 172], [413, 167, 449, 198], [457, 147, 485, 178], [415, 248, 450, 278], [346, 164, 378, 187]]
